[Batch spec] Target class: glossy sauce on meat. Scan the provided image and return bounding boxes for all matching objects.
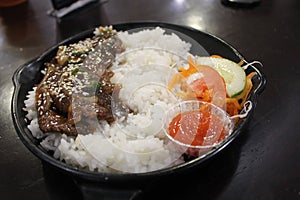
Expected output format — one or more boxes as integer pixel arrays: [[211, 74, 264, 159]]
[[35, 27, 126, 136]]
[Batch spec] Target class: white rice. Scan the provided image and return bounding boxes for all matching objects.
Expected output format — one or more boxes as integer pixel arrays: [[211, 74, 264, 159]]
[[24, 27, 191, 173], [117, 27, 191, 57]]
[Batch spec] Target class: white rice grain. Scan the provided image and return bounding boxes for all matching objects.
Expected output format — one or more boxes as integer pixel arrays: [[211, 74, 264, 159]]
[[25, 27, 191, 173]]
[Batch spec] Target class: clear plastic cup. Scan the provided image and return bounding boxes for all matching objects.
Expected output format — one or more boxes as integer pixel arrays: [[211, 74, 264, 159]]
[[164, 100, 234, 157]]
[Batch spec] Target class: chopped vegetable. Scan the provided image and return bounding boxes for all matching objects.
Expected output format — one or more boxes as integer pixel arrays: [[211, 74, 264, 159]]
[[168, 56, 226, 109], [195, 57, 247, 98], [72, 68, 79, 75], [168, 55, 256, 119]]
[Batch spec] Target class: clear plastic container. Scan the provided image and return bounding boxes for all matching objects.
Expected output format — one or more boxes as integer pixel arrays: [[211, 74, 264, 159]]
[[164, 100, 235, 157]]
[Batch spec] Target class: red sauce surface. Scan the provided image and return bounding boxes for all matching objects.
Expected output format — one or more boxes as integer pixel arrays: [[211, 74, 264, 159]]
[[168, 108, 227, 146]]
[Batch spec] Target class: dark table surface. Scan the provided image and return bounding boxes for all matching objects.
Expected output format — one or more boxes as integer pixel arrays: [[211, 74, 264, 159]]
[[1, 0, 300, 199]]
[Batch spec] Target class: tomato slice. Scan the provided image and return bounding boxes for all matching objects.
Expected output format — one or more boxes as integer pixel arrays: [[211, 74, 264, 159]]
[[189, 78, 211, 102], [179, 56, 226, 109], [197, 66, 226, 109]]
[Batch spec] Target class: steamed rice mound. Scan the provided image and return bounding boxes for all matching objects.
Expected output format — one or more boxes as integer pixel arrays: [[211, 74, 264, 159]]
[[24, 27, 192, 173]]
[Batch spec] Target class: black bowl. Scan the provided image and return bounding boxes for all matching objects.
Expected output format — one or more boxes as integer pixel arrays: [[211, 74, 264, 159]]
[[11, 22, 266, 199]]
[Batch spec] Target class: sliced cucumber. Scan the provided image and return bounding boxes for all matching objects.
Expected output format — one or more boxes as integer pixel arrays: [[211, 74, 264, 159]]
[[195, 57, 246, 97]]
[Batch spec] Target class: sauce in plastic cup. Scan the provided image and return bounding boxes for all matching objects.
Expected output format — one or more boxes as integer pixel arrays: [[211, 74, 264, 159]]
[[164, 100, 234, 157]]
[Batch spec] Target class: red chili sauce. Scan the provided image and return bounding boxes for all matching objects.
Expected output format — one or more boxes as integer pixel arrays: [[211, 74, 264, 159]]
[[168, 107, 227, 147]]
